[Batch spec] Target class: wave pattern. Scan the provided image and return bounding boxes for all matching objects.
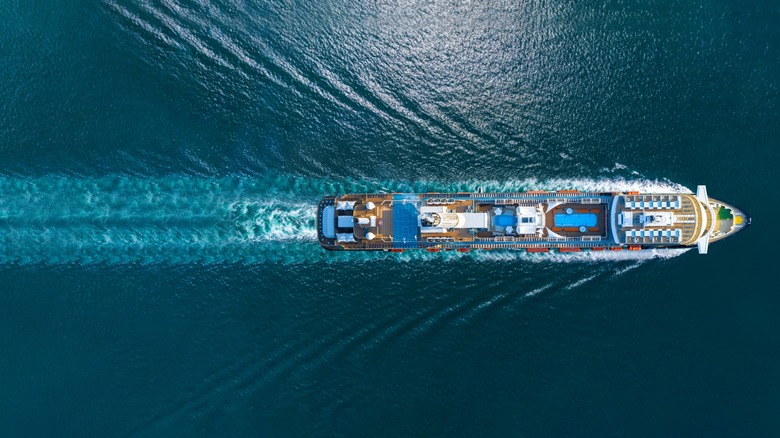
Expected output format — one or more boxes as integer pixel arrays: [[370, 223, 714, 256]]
[[94, 0, 700, 179], [0, 174, 690, 265], [122, 246, 683, 434]]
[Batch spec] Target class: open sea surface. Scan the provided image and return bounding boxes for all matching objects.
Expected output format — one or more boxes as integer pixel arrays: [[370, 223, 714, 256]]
[[1, 0, 779, 436]]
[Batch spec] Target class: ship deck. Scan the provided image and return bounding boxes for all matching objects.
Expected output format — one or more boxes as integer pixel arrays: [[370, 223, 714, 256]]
[[318, 189, 750, 253], [545, 203, 608, 238], [330, 194, 614, 247], [614, 194, 701, 245]]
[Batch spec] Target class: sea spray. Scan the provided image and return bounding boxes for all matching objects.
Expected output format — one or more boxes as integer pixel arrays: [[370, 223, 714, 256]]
[[0, 174, 691, 265]]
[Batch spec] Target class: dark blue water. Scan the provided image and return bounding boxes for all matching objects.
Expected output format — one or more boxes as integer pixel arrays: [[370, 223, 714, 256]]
[[2, 0, 779, 436]]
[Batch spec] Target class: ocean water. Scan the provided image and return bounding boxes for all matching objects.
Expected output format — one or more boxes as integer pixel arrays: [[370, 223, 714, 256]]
[[1, 0, 779, 436]]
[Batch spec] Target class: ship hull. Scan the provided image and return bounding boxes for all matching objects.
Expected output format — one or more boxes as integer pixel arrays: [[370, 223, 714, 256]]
[[317, 188, 749, 254]]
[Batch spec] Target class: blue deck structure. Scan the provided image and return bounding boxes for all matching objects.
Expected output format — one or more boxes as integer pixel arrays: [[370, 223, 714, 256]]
[[392, 194, 419, 248], [494, 215, 517, 227], [554, 213, 597, 227]]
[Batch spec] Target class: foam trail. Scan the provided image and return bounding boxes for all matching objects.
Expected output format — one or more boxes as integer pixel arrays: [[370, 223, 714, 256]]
[[524, 283, 556, 298], [565, 273, 601, 290], [612, 261, 646, 277], [0, 174, 692, 265]]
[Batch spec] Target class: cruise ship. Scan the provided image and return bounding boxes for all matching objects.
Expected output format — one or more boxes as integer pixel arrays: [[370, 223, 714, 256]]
[[317, 186, 750, 254]]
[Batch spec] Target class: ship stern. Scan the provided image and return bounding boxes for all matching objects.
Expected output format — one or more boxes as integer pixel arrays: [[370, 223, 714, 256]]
[[317, 196, 340, 250]]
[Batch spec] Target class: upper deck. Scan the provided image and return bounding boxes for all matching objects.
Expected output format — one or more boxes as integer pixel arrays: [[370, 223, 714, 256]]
[[318, 191, 614, 251], [318, 186, 750, 254], [611, 193, 701, 246], [609, 186, 750, 253]]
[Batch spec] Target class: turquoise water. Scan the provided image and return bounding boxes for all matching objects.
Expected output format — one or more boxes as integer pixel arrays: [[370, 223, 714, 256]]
[[2, 0, 780, 436], [554, 213, 598, 228]]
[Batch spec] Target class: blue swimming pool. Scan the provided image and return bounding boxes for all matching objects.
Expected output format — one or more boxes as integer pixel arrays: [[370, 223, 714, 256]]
[[392, 194, 420, 247], [554, 213, 597, 227]]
